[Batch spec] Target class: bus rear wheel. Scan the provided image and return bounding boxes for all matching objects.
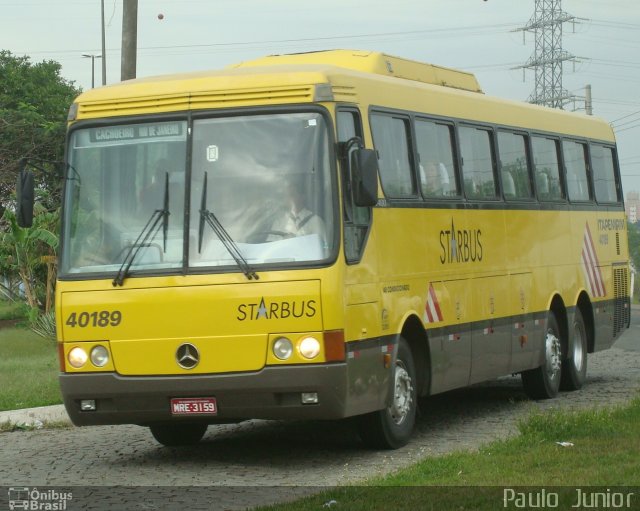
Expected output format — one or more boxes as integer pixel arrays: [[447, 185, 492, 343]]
[[560, 308, 588, 391], [357, 337, 417, 449], [521, 311, 562, 399], [149, 422, 208, 446]]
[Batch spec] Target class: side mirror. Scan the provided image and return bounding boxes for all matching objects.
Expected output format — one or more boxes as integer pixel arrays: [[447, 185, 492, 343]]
[[16, 160, 35, 228], [350, 148, 378, 207]]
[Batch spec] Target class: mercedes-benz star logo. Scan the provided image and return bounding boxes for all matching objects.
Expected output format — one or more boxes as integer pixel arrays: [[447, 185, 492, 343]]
[[176, 343, 200, 369]]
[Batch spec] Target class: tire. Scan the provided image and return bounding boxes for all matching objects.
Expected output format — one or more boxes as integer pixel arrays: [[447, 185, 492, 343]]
[[560, 308, 588, 391], [149, 422, 208, 447], [521, 311, 562, 399], [357, 337, 417, 449]]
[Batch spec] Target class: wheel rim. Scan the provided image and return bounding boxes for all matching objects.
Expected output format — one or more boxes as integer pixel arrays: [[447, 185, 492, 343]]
[[389, 360, 413, 425], [545, 329, 562, 381], [572, 326, 585, 372]]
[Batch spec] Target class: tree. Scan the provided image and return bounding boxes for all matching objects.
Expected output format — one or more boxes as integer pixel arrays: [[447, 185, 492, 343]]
[[0, 50, 80, 217], [0, 205, 58, 307], [627, 222, 640, 297], [0, 51, 77, 309]]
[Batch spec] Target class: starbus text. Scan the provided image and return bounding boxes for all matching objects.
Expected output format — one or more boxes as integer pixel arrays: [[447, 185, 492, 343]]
[[237, 297, 317, 321]]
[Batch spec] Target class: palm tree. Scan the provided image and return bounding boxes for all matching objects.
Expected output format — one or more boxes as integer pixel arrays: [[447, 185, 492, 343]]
[[0, 205, 58, 308]]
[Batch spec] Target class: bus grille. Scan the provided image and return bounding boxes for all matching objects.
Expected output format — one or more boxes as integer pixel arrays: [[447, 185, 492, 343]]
[[78, 85, 318, 118], [613, 267, 630, 337]]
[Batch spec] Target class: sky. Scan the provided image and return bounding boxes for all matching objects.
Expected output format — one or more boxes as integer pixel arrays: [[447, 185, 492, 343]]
[[2, 0, 640, 193]]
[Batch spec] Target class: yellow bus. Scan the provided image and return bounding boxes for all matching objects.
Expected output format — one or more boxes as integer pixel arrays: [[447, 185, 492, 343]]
[[26, 50, 632, 448]]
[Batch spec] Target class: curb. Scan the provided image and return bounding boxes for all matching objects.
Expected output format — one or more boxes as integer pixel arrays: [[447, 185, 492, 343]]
[[0, 404, 71, 427]]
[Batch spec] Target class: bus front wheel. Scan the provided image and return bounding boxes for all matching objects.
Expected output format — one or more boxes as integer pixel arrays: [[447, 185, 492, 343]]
[[521, 311, 562, 399], [149, 422, 208, 447], [357, 337, 417, 449]]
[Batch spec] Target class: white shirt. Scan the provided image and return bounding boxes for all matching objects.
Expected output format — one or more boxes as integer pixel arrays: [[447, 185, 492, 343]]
[[270, 207, 326, 241]]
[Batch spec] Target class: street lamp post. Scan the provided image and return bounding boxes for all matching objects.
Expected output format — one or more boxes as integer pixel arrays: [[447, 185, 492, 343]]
[[82, 54, 102, 89], [101, 0, 107, 85]]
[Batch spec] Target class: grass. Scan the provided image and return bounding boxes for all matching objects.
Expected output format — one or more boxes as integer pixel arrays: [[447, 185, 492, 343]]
[[259, 397, 640, 511], [0, 298, 61, 410], [0, 326, 62, 411], [0, 299, 29, 321]]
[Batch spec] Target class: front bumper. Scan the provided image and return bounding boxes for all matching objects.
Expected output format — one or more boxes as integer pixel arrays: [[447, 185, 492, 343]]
[[60, 363, 348, 426]]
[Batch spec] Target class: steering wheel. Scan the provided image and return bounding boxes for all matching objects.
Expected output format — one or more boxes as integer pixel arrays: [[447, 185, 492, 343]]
[[246, 230, 292, 243]]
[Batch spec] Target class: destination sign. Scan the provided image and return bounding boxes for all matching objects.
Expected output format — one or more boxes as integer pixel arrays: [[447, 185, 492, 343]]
[[90, 122, 184, 142]]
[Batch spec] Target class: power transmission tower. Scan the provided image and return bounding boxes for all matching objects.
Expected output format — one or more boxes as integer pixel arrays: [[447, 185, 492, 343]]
[[515, 0, 580, 109]]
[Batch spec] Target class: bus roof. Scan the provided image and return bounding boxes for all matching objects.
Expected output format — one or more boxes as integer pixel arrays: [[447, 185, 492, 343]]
[[229, 50, 483, 93], [71, 50, 614, 143]]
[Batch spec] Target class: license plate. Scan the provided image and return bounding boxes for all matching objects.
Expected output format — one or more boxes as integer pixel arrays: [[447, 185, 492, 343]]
[[170, 397, 217, 416]]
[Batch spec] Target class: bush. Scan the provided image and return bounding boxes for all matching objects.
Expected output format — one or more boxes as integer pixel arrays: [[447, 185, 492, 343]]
[[0, 299, 30, 321], [29, 309, 56, 341]]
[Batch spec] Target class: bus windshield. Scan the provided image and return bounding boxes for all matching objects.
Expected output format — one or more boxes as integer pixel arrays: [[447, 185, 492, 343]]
[[61, 112, 335, 277]]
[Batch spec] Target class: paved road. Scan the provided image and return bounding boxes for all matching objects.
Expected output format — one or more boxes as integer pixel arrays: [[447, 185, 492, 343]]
[[616, 306, 640, 352], [1, 310, 638, 510]]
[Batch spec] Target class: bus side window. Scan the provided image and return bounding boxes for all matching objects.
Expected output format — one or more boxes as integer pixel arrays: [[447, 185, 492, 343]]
[[590, 144, 619, 203], [497, 131, 533, 200], [459, 126, 497, 200], [532, 136, 564, 201], [370, 113, 416, 198], [338, 109, 371, 263], [563, 140, 591, 202], [415, 119, 459, 198]]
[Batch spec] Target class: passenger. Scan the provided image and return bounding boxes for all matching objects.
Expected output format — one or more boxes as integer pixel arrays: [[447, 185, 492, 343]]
[[421, 162, 447, 197]]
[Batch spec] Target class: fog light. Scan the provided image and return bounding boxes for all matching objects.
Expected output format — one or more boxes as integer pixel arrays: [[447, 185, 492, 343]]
[[273, 337, 293, 360], [299, 336, 321, 359], [90, 345, 109, 367], [301, 392, 318, 404], [80, 399, 96, 411], [68, 347, 88, 368]]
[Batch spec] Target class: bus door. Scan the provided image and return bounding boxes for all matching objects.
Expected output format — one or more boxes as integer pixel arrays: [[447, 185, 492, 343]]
[[337, 108, 386, 414]]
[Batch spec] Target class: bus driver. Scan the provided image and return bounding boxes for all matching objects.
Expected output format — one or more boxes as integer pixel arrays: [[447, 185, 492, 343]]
[[271, 177, 326, 240]]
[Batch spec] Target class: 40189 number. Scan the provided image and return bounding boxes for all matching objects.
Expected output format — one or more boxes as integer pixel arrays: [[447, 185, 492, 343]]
[[65, 310, 122, 328]]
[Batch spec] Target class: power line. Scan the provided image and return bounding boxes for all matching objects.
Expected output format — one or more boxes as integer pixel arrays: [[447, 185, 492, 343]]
[[612, 115, 640, 129], [615, 123, 640, 134], [579, 71, 640, 85], [580, 35, 640, 49], [462, 61, 522, 70], [590, 20, 640, 30], [13, 22, 519, 58], [595, 98, 640, 107], [589, 58, 640, 69]]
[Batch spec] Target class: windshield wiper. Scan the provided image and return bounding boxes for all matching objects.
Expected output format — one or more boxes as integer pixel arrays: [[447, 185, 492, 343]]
[[112, 173, 169, 287], [198, 172, 258, 280]]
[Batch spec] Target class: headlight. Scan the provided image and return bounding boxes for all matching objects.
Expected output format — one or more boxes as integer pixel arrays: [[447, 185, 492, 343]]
[[299, 336, 321, 359], [68, 347, 88, 368], [90, 345, 109, 367], [273, 337, 293, 360]]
